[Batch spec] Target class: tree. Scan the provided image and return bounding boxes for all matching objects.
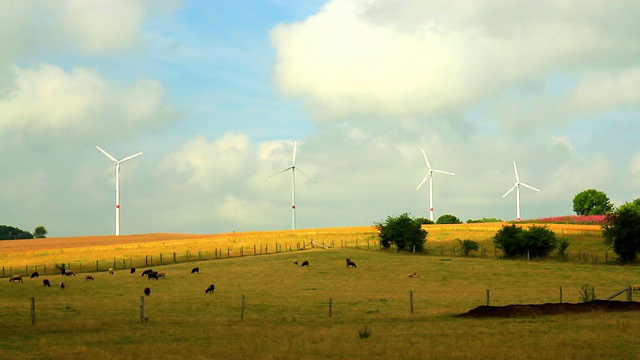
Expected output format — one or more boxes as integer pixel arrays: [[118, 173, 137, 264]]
[[415, 217, 434, 225], [602, 203, 640, 263], [34, 226, 48, 238], [493, 224, 558, 258], [458, 239, 480, 256], [374, 213, 427, 252], [0, 225, 33, 240], [573, 189, 613, 215], [436, 214, 462, 224]]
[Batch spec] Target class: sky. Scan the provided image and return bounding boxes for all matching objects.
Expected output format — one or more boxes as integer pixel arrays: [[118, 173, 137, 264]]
[[2, 0, 640, 237]]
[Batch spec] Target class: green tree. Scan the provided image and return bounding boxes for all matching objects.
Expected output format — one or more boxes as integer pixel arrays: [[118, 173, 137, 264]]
[[34, 226, 48, 238], [0, 225, 33, 240], [602, 203, 640, 263], [573, 189, 613, 215], [436, 214, 462, 224], [458, 239, 480, 256], [374, 213, 427, 252], [493, 224, 558, 258], [415, 217, 434, 225]]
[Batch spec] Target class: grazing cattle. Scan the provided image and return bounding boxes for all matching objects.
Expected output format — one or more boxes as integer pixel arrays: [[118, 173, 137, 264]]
[[156, 272, 166, 279], [409, 272, 418, 278], [9, 275, 23, 282], [130, 268, 136, 274], [147, 271, 159, 280], [144, 287, 151, 296], [191, 267, 200, 274], [85, 275, 95, 281], [632, 285, 640, 293], [301, 261, 309, 267], [108, 268, 114, 275], [141, 269, 153, 277], [293, 261, 298, 265], [346, 258, 357, 268], [30, 271, 39, 278], [60, 281, 65, 289], [205, 284, 215, 294], [43, 279, 51, 287], [64, 270, 76, 276]]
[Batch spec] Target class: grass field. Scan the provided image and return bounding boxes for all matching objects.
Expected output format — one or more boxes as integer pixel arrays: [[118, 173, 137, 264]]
[[1, 223, 635, 359]]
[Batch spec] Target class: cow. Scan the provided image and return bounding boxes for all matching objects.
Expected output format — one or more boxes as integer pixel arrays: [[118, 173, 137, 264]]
[[147, 271, 159, 280], [9, 275, 23, 282], [108, 268, 114, 275], [141, 269, 154, 277], [64, 270, 76, 276], [346, 258, 357, 268], [130, 268, 136, 274], [409, 272, 418, 278], [30, 271, 39, 278], [156, 272, 166, 279], [301, 261, 309, 267], [85, 275, 95, 281], [43, 279, 51, 287], [144, 287, 151, 296], [205, 284, 215, 294], [191, 267, 200, 274], [60, 281, 65, 289]]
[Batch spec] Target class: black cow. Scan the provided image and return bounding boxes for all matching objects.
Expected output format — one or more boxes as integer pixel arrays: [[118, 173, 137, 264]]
[[301, 261, 309, 267], [147, 271, 159, 280], [346, 258, 357, 268], [205, 284, 215, 294], [191, 267, 200, 274], [141, 269, 153, 277], [30, 271, 39, 278], [43, 279, 51, 287], [130, 268, 136, 274], [144, 287, 151, 296]]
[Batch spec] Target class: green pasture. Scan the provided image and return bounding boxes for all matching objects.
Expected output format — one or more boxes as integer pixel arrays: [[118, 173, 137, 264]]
[[1, 247, 639, 359]]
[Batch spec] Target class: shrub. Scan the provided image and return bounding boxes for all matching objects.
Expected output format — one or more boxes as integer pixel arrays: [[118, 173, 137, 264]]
[[436, 214, 462, 224], [557, 239, 570, 260], [415, 217, 434, 225], [466, 218, 503, 223], [602, 202, 640, 263], [492, 224, 558, 258], [579, 284, 596, 303], [458, 239, 480, 256], [374, 213, 427, 252]]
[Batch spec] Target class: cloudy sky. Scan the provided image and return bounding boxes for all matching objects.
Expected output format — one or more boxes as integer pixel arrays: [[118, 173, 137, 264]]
[[2, 0, 639, 237]]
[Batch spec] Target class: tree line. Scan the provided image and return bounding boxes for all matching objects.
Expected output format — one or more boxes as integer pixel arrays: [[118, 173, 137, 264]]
[[0, 225, 47, 240]]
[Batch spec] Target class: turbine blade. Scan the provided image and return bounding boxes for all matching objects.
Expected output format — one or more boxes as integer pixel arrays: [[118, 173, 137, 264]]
[[278, 166, 293, 174], [96, 146, 117, 163], [416, 173, 431, 190], [513, 161, 520, 182], [120, 151, 144, 163], [502, 184, 517, 198], [432, 170, 455, 176], [421, 148, 432, 170], [520, 183, 540, 192], [291, 140, 297, 166]]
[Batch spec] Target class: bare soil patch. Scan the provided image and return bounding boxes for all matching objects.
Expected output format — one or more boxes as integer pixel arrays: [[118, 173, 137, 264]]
[[457, 300, 640, 318]]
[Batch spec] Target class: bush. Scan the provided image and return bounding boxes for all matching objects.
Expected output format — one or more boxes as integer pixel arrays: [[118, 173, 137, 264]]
[[602, 202, 640, 263], [374, 213, 427, 252], [579, 284, 596, 303], [415, 217, 434, 225], [466, 218, 503, 223], [492, 224, 558, 258], [436, 214, 462, 224], [557, 239, 570, 260], [458, 239, 480, 256]]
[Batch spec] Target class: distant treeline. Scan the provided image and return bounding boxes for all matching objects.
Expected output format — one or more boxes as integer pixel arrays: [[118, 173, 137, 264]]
[[0, 225, 34, 240]]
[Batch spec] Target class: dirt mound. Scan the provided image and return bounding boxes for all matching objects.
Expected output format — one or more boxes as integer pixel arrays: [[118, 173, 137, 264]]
[[457, 300, 640, 318]]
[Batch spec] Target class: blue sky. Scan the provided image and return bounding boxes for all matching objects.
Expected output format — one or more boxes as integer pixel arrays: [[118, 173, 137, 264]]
[[1, 0, 640, 237]]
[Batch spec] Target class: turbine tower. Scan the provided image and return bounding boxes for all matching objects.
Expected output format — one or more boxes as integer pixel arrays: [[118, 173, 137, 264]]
[[416, 148, 455, 222], [502, 161, 539, 221], [279, 140, 299, 230], [96, 146, 143, 236]]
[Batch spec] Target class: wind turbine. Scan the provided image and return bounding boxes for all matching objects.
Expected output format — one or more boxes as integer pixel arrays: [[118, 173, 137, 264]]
[[279, 140, 299, 230], [96, 146, 143, 236], [415, 148, 455, 222], [502, 161, 539, 221]]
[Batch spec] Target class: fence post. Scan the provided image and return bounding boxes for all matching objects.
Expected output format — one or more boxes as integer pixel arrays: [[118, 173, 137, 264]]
[[486, 289, 490, 306], [160, 254, 163, 264], [254, 244, 256, 255], [31, 297, 36, 326], [227, 247, 230, 257], [145, 255, 148, 266], [96, 260, 99, 271], [140, 296, 145, 323], [113, 258, 116, 269], [410, 291, 414, 314], [329, 298, 332, 318], [559, 286, 563, 303], [26, 265, 28, 274], [241, 295, 246, 321]]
